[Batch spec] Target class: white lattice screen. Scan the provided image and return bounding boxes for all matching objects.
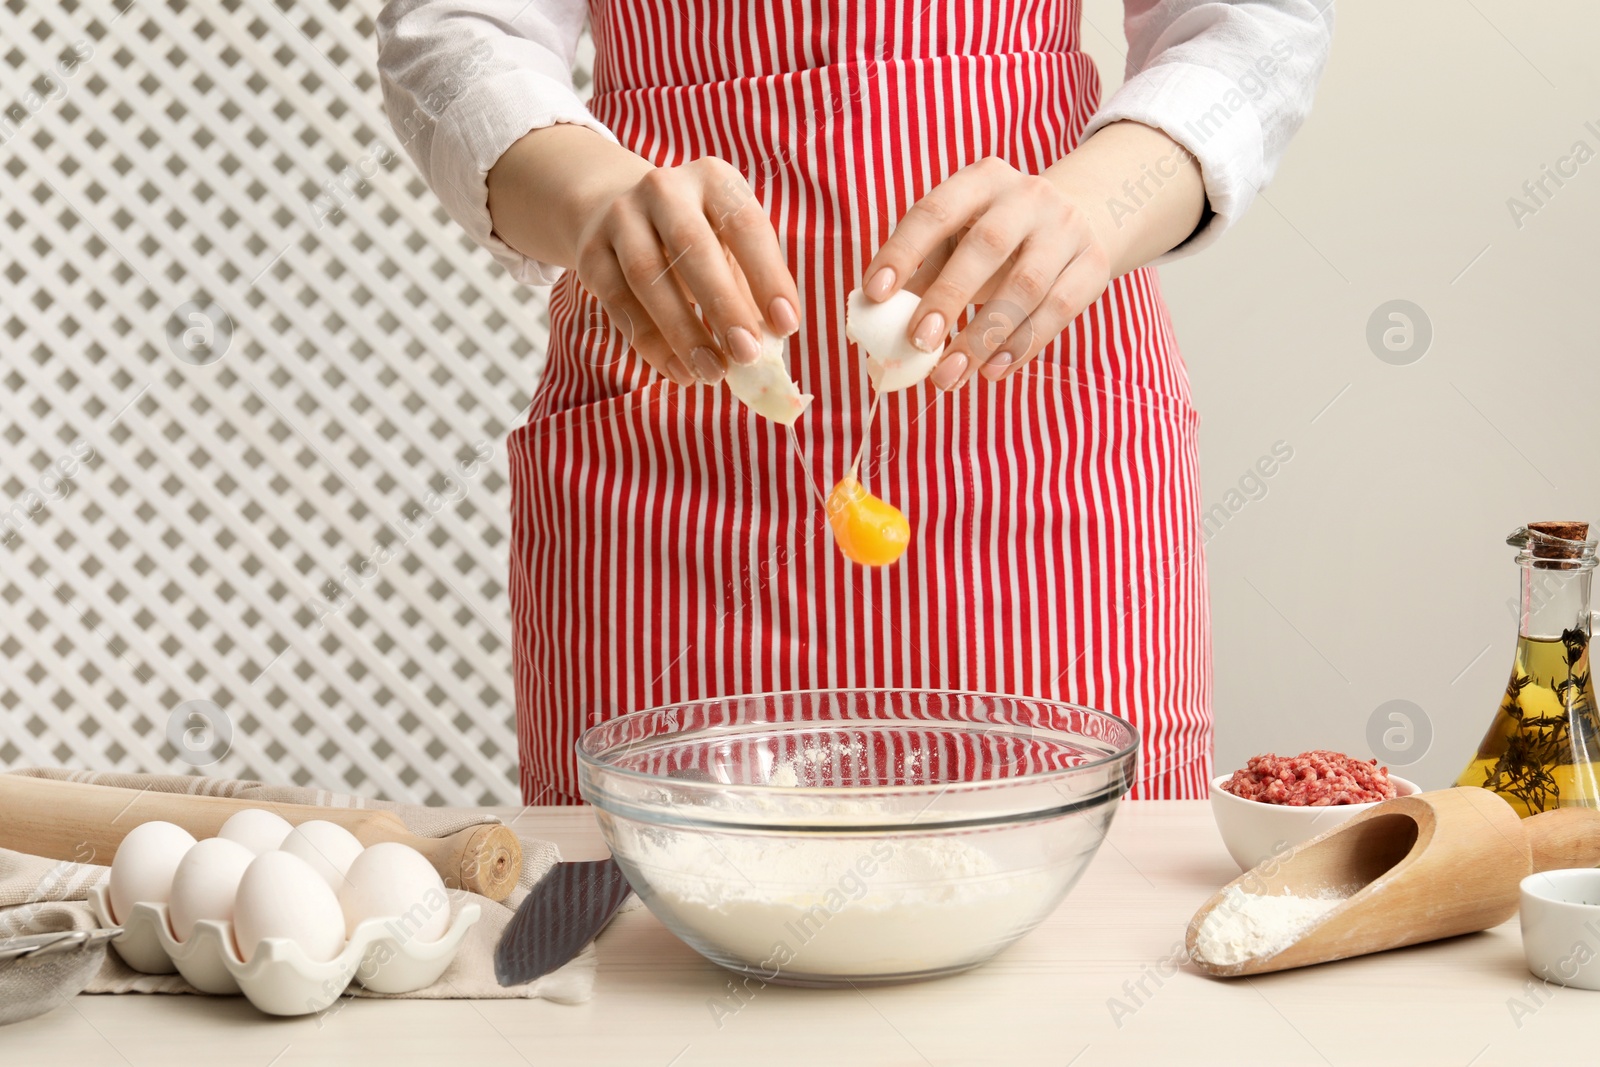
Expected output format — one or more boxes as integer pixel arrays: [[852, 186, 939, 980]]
[[0, 0, 589, 804]]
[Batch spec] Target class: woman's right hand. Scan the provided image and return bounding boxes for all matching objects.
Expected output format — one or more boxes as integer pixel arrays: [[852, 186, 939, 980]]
[[488, 128, 799, 387], [574, 157, 800, 386]]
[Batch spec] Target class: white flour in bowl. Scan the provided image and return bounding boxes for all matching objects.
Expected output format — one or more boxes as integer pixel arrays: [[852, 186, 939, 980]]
[[619, 826, 1055, 978]]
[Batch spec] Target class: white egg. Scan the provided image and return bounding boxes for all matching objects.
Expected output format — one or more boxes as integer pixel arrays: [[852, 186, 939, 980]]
[[723, 328, 813, 425], [845, 287, 943, 392], [338, 842, 451, 944], [232, 850, 346, 963], [217, 808, 293, 855], [168, 836, 255, 942], [279, 820, 365, 890], [109, 821, 197, 924]]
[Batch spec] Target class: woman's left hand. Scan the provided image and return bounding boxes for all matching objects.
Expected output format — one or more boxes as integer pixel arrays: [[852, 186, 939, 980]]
[[860, 156, 1112, 389], [860, 122, 1204, 390]]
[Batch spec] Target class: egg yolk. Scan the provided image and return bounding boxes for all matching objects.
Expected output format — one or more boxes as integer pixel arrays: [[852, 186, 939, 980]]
[[826, 478, 910, 567]]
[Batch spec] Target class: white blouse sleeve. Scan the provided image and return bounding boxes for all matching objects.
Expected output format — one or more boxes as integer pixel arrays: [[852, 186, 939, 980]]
[[1082, 0, 1335, 260], [376, 0, 617, 285]]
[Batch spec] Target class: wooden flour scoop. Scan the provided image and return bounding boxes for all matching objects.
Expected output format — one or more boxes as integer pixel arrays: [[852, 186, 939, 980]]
[[1186, 787, 1600, 976], [0, 775, 522, 901]]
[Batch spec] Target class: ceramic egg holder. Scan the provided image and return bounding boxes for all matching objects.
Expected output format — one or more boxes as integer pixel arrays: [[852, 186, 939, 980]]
[[88, 883, 480, 1016]]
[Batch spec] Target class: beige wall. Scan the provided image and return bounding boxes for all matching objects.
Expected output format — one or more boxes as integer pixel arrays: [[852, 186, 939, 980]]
[[1083, 0, 1600, 787]]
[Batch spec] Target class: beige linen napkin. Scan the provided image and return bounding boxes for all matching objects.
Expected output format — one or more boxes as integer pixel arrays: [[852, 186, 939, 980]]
[[0, 767, 594, 1004]]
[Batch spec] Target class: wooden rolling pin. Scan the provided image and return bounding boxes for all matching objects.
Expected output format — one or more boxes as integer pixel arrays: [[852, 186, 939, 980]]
[[1187, 786, 1600, 976], [0, 775, 521, 902]]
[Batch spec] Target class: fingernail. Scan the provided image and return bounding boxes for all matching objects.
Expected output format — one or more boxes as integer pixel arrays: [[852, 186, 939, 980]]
[[865, 268, 896, 301], [727, 326, 762, 366], [930, 353, 967, 390], [664, 355, 692, 385], [981, 353, 1013, 381], [768, 297, 799, 336], [912, 312, 946, 352], [688, 346, 724, 384]]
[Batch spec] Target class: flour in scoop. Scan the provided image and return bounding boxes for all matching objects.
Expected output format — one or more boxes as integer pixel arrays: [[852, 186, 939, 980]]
[[1194, 886, 1346, 965], [620, 825, 1053, 978]]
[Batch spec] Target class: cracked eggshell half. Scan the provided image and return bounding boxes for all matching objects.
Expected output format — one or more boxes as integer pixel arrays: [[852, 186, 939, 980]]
[[723, 328, 813, 425], [846, 287, 943, 392]]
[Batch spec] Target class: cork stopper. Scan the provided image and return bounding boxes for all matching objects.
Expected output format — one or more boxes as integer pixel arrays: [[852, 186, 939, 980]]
[[1525, 521, 1592, 568], [1529, 521, 1589, 554]]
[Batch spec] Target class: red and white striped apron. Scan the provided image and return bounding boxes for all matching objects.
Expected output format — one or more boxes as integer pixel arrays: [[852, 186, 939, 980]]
[[507, 0, 1213, 804]]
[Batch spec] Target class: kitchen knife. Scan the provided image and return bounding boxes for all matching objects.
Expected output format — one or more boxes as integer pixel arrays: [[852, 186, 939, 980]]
[[493, 856, 632, 986]]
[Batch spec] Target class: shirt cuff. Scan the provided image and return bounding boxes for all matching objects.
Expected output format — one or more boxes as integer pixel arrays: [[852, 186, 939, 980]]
[[429, 67, 617, 286], [1083, 61, 1266, 263]]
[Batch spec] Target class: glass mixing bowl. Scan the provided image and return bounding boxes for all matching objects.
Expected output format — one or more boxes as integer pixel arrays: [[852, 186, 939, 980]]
[[577, 689, 1138, 986]]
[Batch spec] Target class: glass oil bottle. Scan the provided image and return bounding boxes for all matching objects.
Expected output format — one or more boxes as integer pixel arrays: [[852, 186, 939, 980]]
[[1456, 521, 1600, 816]]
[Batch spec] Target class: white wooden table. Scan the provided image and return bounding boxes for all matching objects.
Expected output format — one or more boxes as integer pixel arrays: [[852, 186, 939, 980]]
[[5, 802, 1581, 1065]]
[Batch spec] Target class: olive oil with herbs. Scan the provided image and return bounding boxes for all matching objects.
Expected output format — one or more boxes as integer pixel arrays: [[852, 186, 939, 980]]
[[1455, 628, 1600, 816]]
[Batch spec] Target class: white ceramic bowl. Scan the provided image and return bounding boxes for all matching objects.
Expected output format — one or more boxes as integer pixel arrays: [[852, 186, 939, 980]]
[[1209, 772, 1420, 871], [1521, 869, 1600, 991]]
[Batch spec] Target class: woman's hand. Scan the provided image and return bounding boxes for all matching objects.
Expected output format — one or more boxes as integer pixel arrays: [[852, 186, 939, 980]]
[[488, 127, 799, 387], [572, 158, 801, 386], [861, 157, 1113, 389], [859, 121, 1205, 389]]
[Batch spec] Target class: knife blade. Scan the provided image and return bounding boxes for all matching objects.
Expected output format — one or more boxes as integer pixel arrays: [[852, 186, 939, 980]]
[[493, 857, 632, 986]]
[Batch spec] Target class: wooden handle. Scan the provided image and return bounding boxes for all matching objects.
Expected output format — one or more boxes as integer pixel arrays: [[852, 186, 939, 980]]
[[0, 775, 521, 902], [1524, 806, 1600, 873]]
